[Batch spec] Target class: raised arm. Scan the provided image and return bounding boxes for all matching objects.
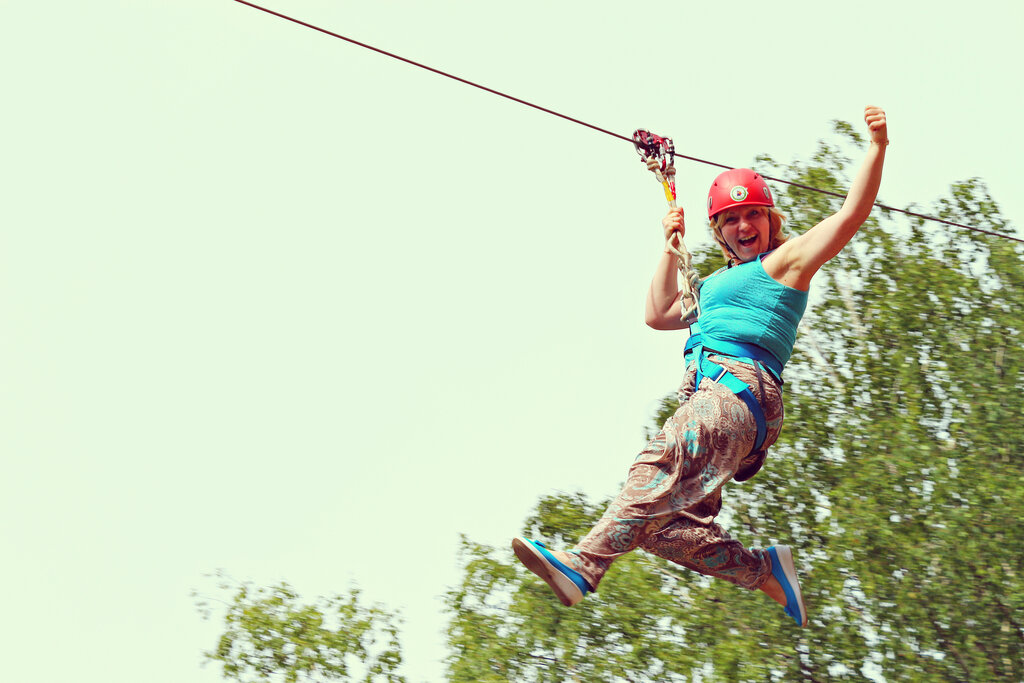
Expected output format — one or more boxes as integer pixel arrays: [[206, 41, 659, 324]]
[[645, 207, 693, 330], [763, 106, 888, 291]]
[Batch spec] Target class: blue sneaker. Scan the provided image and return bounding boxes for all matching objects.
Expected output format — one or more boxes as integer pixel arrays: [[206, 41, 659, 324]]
[[512, 536, 592, 606], [768, 545, 808, 627]]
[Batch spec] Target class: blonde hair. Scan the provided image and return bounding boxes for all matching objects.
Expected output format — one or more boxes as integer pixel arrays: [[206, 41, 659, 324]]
[[708, 206, 789, 264]]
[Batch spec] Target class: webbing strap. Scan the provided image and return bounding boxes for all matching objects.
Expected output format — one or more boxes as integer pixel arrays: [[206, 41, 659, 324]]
[[735, 386, 767, 454], [683, 325, 703, 364], [700, 338, 784, 379], [694, 349, 767, 454]]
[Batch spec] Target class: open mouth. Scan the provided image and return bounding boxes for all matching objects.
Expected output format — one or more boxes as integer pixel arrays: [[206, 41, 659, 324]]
[[738, 234, 758, 248]]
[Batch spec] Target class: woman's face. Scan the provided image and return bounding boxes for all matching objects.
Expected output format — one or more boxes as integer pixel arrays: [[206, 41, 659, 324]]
[[719, 206, 770, 262]]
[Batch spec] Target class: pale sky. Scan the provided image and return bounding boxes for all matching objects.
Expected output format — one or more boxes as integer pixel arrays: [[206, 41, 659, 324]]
[[2, 2, 1021, 682]]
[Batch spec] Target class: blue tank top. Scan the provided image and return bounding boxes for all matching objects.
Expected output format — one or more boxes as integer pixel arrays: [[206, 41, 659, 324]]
[[698, 254, 808, 370]]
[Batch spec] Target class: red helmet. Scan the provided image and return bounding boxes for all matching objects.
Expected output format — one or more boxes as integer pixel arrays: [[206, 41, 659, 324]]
[[707, 168, 774, 220]]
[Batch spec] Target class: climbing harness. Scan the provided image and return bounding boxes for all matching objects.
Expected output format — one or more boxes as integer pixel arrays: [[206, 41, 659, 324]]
[[633, 129, 701, 322], [691, 338, 781, 482]]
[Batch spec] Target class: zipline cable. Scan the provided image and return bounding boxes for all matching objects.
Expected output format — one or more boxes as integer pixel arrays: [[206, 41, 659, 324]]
[[231, 0, 1024, 246], [231, 0, 631, 144]]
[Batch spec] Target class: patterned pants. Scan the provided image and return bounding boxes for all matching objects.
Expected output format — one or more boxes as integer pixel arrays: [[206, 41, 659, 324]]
[[570, 355, 785, 591]]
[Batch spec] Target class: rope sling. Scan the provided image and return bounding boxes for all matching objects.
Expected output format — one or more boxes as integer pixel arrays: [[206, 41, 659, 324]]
[[633, 129, 701, 322]]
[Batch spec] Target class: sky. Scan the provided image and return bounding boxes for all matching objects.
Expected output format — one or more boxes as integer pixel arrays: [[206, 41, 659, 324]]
[[2, 1, 1022, 682]]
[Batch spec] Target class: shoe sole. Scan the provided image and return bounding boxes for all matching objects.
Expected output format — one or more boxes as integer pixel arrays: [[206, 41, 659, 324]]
[[774, 545, 808, 627], [511, 537, 584, 606]]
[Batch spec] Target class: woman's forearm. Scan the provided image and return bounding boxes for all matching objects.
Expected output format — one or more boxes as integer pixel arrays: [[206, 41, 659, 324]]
[[645, 250, 685, 328], [839, 140, 887, 224]]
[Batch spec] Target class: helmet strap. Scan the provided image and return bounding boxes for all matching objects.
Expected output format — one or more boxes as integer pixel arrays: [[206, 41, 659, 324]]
[[711, 220, 742, 265]]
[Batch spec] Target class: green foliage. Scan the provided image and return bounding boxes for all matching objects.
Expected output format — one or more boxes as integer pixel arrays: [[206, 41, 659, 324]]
[[195, 571, 406, 683], [445, 124, 1024, 681], [754, 130, 1024, 681], [444, 497, 705, 683]]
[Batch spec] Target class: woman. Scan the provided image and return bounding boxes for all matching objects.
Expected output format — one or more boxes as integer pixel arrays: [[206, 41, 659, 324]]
[[513, 106, 888, 627]]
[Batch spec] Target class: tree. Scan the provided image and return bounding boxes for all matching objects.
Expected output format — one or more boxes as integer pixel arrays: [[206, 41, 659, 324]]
[[195, 571, 406, 683], [445, 494, 705, 682], [444, 123, 1024, 681]]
